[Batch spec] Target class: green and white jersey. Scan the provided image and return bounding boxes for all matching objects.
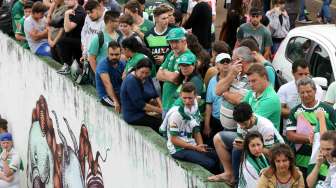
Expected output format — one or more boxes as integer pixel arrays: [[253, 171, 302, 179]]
[[166, 106, 201, 154], [287, 101, 336, 168], [144, 27, 171, 58], [238, 154, 269, 188], [237, 115, 284, 148]]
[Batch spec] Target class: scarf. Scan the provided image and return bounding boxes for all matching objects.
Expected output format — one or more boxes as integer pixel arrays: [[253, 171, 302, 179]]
[[246, 153, 269, 175], [159, 98, 201, 137]]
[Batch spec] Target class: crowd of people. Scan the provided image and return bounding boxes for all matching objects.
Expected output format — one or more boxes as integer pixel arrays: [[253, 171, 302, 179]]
[[0, 0, 336, 187]]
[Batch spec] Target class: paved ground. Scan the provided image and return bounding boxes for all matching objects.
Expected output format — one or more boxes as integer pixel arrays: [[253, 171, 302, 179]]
[[214, 0, 336, 40]]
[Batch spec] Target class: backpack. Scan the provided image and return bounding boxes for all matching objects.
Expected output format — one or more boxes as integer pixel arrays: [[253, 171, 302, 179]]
[[97, 30, 123, 51], [0, 0, 16, 36], [263, 61, 287, 91]]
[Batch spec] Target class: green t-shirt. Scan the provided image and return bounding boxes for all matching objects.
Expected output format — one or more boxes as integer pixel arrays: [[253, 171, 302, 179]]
[[88, 31, 120, 64], [161, 50, 194, 111], [125, 52, 156, 77], [287, 101, 336, 168], [243, 84, 281, 130], [237, 23, 272, 54], [307, 162, 329, 185], [11, 0, 24, 35], [140, 19, 154, 35], [15, 17, 29, 49]]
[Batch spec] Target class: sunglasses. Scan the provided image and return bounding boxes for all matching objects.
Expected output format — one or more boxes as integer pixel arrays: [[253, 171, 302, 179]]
[[218, 59, 231, 64]]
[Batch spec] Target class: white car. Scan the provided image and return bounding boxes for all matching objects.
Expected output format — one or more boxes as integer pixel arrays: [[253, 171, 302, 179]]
[[272, 24, 336, 91]]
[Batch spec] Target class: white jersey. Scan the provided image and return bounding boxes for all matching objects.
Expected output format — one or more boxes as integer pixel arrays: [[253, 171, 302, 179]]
[[237, 115, 284, 148]]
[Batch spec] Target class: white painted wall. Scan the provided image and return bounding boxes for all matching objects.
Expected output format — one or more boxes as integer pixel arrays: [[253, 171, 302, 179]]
[[0, 33, 206, 188]]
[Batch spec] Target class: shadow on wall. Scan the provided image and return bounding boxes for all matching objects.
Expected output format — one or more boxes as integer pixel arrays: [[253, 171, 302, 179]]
[[27, 95, 109, 188]]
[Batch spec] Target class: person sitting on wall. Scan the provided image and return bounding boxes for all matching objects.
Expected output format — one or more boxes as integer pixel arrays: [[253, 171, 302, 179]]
[[23, 1, 51, 57], [208, 102, 284, 185], [0, 133, 21, 188], [160, 82, 220, 174], [95, 41, 125, 113], [238, 131, 269, 188], [120, 58, 163, 133], [257, 143, 305, 187]]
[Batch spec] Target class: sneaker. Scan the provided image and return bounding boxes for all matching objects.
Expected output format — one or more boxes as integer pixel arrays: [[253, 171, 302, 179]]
[[57, 64, 70, 75], [297, 19, 313, 24]]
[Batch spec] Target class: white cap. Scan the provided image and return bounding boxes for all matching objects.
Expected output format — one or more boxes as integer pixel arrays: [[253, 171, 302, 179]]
[[215, 53, 231, 63]]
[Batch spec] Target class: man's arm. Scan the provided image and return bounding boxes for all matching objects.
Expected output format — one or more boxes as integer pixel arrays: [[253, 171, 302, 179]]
[[29, 28, 48, 41], [88, 55, 97, 73], [203, 104, 212, 137], [64, 9, 77, 32], [215, 64, 241, 96], [286, 130, 311, 144], [263, 46, 272, 60], [156, 68, 179, 83], [307, 152, 324, 188], [100, 73, 120, 112], [281, 103, 291, 118], [222, 91, 243, 105]]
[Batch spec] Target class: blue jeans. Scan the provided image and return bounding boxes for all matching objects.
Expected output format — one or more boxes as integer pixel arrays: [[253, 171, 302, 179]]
[[219, 131, 242, 181], [172, 149, 220, 174], [298, 0, 306, 20], [319, 0, 332, 22]]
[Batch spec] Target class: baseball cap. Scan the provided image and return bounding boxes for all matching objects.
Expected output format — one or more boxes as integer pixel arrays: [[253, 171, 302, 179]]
[[166, 27, 186, 41], [249, 7, 262, 15], [177, 53, 197, 65], [215, 53, 231, 64], [0, 132, 12, 142]]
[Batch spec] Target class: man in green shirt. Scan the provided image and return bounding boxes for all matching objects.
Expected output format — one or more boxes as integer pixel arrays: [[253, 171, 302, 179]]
[[14, 1, 32, 49], [11, 0, 26, 36], [144, 4, 172, 69], [88, 11, 120, 75], [124, 0, 154, 39], [236, 7, 272, 60], [287, 77, 336, 179], [243, 63, 281, 130], [157, 27, 194, 117]]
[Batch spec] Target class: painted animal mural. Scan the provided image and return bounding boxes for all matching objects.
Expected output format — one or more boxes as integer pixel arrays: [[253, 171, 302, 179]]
[[27, 95, 109, 188]]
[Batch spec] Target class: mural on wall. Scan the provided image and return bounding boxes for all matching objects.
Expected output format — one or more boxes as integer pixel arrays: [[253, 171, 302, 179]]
[[27, 95, 109, 188]]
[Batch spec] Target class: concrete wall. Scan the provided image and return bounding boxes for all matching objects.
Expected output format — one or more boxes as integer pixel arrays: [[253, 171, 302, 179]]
[[0, 33, 227, 187]]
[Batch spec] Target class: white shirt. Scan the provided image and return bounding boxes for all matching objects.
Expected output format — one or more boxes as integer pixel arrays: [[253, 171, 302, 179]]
[[80, 9, 106, 56], [277, 80, 323, 109], [24, 16, 48, 53], [237, 115, 284, 148]]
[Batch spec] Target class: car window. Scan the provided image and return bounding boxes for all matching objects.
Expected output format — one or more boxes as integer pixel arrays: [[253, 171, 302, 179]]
[[309, 44, 334, 85], [286, 37, 312, 63]]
